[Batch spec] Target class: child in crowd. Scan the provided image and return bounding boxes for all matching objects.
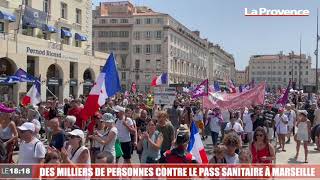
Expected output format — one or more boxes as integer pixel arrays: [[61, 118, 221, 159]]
[[44, 152, 61, 164], [223, 132, 241, 164], [239, 148, 252, 164], [209, 145, 227, 163]]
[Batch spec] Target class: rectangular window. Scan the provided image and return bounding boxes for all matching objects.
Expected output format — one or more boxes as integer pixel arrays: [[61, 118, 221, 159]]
[[145, 18, 152, 24], [155, 44, 161, 54], [284, 71, 286, 75], [61, 2, 67, 19], [135, 74, 139, 80], [121, 72, 126, 80], [155, 18, 163, 24], [306, 71, 308, 75], [119, 31, 129, 37], [135, 60, 140, 69], [134, 31, 140, 40], [295, 71, 297, 75], [110, 19, 118, 24], [24, 0, 31, 6], [146, 60, 150, 69], [156, 60, 161, 69], [145, 45, 151, 54], [136, 19, 141, 24], [43, 0, 50, 14], [289, 71, 292, 75], [101, 19, 106, 24], [146, 31, 151, 39], [135, 45, 141, 54], [120, 19, 128, 23], [155, 31, 162, 39], [76, 9, 82, 24]]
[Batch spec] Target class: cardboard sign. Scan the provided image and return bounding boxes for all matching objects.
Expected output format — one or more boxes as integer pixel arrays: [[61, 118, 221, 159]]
[[154, 87, 176, 105]]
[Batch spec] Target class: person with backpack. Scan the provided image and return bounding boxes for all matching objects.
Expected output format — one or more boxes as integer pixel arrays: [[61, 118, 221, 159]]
[[137, 119, 163, 163], [159, 124, 197, 163], [17, 122, 46, 164]]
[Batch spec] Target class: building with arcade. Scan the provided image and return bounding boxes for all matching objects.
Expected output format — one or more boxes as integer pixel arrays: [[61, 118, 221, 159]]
[[0, 0, 108, 103]]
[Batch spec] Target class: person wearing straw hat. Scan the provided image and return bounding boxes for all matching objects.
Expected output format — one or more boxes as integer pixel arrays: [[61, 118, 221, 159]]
[[89, 113, 118, 163]]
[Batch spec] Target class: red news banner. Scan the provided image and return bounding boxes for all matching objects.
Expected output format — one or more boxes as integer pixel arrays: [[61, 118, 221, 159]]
[[31, 164, 319, 179]]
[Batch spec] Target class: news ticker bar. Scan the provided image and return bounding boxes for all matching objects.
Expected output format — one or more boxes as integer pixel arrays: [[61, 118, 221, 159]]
[[0, 164, 320, 179]]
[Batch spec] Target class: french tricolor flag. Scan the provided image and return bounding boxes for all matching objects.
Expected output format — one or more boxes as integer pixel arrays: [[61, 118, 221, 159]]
[[151, 73, 168, 86], [187, 121, 209, 163], [22, 80, 41, 106], [83, 53, 121, 117]]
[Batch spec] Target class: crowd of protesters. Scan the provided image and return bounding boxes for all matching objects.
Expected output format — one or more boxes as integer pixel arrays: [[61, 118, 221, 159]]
[[0, 89, 320, 165]]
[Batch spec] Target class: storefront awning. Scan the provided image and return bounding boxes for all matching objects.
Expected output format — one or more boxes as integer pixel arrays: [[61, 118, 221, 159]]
[[0, 10, 16, 22], [61, 29, 72, 38], [75, 33, 87, 41], [42, 24, 57, 33]]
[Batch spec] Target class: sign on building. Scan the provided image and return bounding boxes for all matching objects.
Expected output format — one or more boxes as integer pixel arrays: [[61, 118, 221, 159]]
[[154, 87, 176, 105]]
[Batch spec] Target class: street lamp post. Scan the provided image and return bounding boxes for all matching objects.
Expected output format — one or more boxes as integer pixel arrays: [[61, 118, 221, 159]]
[[316, 8, 319, 94]]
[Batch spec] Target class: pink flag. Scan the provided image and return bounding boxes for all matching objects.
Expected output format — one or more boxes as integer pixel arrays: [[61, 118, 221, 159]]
[[276, 80, 291, 107], [204, 82, 266, 110], [191, 79, 208, 98]]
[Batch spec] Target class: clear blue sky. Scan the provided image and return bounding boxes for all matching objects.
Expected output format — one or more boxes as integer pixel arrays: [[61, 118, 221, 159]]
[[93, 0, 320, 70]]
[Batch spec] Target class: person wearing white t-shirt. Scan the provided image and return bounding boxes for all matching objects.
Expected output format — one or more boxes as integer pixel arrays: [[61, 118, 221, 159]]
[[274, 108, 289, 152], [221, 109, 230, 139], [224, 114, 244, 135], [243, 109, 253, 143], [114, 106, 135, 163], [90, 113, 118, 163], [285, 104, 296, 143], [17, 122, 46, 164], [208, 109, 222, 146]]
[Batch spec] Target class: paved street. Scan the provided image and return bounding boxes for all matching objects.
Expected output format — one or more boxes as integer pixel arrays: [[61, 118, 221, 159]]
[[12, 135, 319, 164]]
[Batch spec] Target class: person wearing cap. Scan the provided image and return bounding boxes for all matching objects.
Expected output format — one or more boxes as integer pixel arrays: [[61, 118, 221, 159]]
[[60, 129, 90, 164], [274, 108, 289, 152], [159, 124, 197, 163], [0, 111, 18, 163], [114, 105, 135, 163], [63, 115, 79, 132], [89, 113, 118, 163], [294, 110, 311, 163], [17, 122, 46, 164]]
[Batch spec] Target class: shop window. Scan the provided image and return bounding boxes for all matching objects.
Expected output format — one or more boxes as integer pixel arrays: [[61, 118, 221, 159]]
[[0, 22, 4, 33], [70, 62, 75, 78], [75, 40, 81, 47]]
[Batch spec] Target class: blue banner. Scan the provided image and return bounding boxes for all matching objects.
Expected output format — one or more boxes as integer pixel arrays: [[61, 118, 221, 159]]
[[22, 6, 47, 29], [0, 68, 39, 84]]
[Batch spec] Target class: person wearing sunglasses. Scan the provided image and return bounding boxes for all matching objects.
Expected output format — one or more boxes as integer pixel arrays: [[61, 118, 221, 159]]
[[60, 129, 90, 164], [250, 127, 275, 164], [17, 122, 46, 164]]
